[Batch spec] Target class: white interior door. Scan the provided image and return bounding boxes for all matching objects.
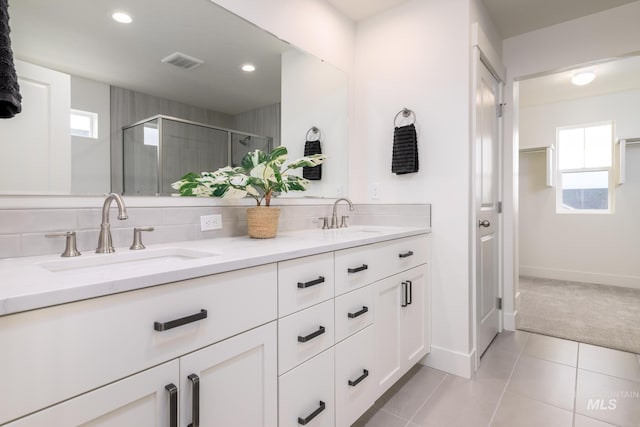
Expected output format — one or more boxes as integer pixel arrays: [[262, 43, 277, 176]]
[[0, 60, 71, 194], [476, 59, 501, 357]]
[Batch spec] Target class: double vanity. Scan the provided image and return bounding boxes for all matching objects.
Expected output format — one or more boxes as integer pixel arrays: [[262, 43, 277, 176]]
[[0, 225, 430, 426]]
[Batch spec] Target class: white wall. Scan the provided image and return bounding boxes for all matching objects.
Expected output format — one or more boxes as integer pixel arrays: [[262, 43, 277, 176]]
[[70, 76, 111, 195], [280, 49, 349, 198], [502, 1, 640, 324], [355, 0, 476, 376], [519, 89, 640, 288]]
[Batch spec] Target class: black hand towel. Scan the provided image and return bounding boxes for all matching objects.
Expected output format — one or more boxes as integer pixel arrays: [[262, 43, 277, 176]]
[[0, 0, 21, 118], [392, 123, 418, 175], [303, 139, 322, 180]]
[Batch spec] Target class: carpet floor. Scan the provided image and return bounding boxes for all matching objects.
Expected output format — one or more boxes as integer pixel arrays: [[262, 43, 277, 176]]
[[518, 276, 640, 354]]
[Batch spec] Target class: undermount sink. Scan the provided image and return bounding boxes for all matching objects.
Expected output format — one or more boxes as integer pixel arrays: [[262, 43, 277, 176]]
[[39, 247, 218, 273]]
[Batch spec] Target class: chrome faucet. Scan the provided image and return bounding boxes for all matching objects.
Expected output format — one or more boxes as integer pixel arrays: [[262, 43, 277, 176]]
[[331, 198, 354, 229], [96, 193, 128, 253]]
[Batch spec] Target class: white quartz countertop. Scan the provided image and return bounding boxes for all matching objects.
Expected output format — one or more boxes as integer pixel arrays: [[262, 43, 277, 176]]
[[0, 225, 430, 316]]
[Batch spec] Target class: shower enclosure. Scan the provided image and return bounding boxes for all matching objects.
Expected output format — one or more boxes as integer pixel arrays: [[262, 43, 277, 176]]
[[122, 115, 273, 195]]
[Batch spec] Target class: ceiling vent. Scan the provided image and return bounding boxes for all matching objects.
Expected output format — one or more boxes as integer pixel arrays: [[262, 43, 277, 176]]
[[161, 52, 204, 70]]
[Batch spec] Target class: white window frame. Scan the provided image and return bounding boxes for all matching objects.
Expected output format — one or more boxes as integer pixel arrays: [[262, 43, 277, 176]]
[[555, 121, 614, 214], [70, 109, 98, 139]]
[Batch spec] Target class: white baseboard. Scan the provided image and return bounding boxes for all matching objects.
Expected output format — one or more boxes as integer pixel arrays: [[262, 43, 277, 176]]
[[503, 309, 518, 331], [422, 345, 475, 378], [520, 266, 640, 290]]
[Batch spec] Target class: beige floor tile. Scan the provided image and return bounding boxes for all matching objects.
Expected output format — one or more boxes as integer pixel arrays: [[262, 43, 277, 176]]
[[352, 406, 409, 427], [487, 330, 530, 355], [575, 369, 640, 427], [475, 344, 521, 383], [579, 343, 640, 382], [411, 373, 504, 427], [507, 355, 576, 410], [523, 334, 578, 367], [491, 391, 573, 427], [374, 366, 446, 420], [574, 414, 618, 427]]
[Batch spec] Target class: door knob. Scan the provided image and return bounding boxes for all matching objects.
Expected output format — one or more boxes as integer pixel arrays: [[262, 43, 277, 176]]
[[479, 220, 491, 228]]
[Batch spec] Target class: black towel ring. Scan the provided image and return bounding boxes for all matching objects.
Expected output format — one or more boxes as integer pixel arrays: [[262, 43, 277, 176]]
[[394, 108, 416, 127], [306, 126, 322, 141]]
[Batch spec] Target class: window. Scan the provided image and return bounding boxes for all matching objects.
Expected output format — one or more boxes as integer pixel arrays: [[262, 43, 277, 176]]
[[556, 122, 613, 213], [70, 109, 98, 138]]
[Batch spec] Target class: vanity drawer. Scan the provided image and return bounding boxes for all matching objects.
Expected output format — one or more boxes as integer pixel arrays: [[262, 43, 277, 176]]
[[0, 264, 277, 425], [379, 234, 429, 278], [278, 252, 334, 317], [334, 242, 385, 295], [278, 299, 334, 375], [335, 284, 374, 343], [279, 348, 335, 427], [335, 326, 377, 427]]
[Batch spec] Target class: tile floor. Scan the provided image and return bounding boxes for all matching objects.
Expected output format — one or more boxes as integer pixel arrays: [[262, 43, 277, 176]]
[[353, 331, 640, 427]]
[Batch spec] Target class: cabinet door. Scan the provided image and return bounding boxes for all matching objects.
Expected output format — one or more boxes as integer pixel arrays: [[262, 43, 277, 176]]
[[179, 322, 277, 427], [373, 275, 404, 395], [401, 265, 429, 367], [8, 360, 179, 427]]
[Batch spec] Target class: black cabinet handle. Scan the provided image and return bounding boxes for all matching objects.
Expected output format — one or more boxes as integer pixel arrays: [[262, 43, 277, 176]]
[[401, 282, 408, 307], [187, 374, 200, 427], [399, 250, 414, 258], [407, 280, 413, 305], [165, 383, 178, 427], [348, 264, 368, 274], [347, 306, 369, 319], [154, 309, 207, 332], [298, 326, 325, 343], [298, 401, 326, 425], [297, 276, 325, 289], [348, 369, 369, 387]]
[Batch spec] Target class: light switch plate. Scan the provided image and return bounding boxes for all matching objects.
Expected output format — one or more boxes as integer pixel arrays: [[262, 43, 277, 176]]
[[200, 214, 222, 231]]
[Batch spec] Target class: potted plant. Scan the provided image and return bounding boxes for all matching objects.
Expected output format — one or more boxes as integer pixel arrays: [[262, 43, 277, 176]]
[[172, 146, 326, 238]]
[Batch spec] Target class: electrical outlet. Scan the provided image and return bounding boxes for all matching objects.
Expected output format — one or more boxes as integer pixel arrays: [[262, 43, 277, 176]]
[[370, 182, 380, 200], [200, 214, 222, 231]]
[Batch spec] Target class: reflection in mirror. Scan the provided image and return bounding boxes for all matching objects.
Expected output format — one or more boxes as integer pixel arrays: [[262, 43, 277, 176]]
[[0, 0, 348, 199]]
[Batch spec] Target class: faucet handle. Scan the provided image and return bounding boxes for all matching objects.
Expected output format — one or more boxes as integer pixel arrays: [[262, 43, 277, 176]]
[[318, 217, 329, 230], [340, 215, 350, 228], [130, 227, 154, 250], [45, 231, 81, 257]]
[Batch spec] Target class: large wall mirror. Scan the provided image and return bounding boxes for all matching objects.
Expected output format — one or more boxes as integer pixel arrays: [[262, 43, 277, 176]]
[[0, 0, 348, 199]]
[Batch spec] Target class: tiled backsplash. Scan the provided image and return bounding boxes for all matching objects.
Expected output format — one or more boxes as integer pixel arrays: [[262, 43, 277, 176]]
[[0, 204, 430, 259]]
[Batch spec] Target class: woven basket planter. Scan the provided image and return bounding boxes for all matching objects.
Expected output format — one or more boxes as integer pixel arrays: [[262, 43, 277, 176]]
[[247, 207, 281, 239]]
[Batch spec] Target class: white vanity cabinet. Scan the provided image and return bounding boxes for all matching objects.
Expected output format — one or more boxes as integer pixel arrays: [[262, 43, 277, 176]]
[[1, 264, 278, 426], [9, 322, 277, 427], [373, 264, 429, 394]]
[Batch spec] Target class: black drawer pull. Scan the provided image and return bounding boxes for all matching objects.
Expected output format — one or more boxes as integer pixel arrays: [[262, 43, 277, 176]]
[[348, 369, 369, 387], [347, 306, 369, 319], [154, 309, 207, 331], [407, 280, 413, 305], [298, 276, 325, 289], [298, 401, 326, 425], [298, 326, 325, 343], [165, 383, 178, 427], [401, 282, 408, 307], [187, 374, 200, 427], [348, 264, 368, 274], [399, 250, 414, 258]]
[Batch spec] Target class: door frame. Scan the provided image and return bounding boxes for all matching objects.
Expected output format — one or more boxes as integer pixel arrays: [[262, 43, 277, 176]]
[[470, 23, 506, 372]]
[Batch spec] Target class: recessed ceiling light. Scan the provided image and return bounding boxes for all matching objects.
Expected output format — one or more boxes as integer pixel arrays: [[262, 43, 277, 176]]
[[241, 64, 256, 72], [571, 70, 596, 86], [112, 12, 133, 24]]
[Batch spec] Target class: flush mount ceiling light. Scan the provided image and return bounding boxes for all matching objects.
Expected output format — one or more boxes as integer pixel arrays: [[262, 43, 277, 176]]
[[571, 70, 596, 86], [241, 64, 256, 72], [112, 12, 133, 24]]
